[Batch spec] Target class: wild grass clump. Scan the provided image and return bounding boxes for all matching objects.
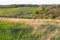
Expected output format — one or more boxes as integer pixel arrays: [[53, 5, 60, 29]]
[[33, 22, 60, 40], [0, 20, 33, 40], [0, 20, 60, 40]]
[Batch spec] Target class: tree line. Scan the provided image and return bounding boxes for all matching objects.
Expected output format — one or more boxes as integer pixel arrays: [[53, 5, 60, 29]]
[[0, 4, 39, 8], [0, 4, 60, 8]]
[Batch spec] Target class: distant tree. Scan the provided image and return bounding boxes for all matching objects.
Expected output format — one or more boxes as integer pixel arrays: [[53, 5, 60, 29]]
[[49, 14, 53, 19], [40, 13, 46, 19], [44, 7, 50, 12], [36, 7, 43, 13]]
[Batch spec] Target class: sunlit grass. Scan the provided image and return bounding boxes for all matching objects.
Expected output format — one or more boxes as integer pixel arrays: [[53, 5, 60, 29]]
[[0, 20, 60, 40]]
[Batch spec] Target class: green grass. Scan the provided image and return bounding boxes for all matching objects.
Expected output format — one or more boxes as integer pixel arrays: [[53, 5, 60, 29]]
[[0, 8, 20, 15], [0, 7, 37, 16], [0, 6, 60, 19], [0, 20, 33, 40], [0, 20, 60, 40]]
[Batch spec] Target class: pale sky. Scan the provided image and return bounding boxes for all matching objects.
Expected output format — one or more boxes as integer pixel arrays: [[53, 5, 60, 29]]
[[0, 0, 60, 5]]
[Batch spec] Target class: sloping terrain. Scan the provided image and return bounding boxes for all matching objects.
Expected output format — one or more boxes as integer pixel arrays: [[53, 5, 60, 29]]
[[0, 7, 37, 18], [0, 6, 60, 19]]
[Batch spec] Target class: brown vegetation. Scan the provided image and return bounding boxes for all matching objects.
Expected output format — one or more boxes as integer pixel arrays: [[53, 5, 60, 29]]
[[0, 17, 60, 26]]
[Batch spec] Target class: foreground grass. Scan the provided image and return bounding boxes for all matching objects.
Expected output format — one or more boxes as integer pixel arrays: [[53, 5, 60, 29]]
[[0, 20, 60, 40]]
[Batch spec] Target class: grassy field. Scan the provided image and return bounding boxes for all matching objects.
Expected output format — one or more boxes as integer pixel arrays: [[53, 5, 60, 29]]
[[0, 8, 20, 15], [0, 6, 60, 40], [0, 7, 37, 14], [0, 7, 37, 18], [0, 7, 60, 19], [0, 6, 60, 19], [0, 20, 60, 40]]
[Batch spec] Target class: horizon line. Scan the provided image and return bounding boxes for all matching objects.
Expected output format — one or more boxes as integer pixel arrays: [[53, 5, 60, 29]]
[[0, 4, 60, 5]]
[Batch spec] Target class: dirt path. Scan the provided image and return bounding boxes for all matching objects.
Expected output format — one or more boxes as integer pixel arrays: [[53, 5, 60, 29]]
[[0, 17, 60, 26]]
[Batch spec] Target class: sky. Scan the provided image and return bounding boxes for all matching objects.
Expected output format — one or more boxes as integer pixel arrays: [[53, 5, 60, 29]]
[[0, 0, 60, 5]]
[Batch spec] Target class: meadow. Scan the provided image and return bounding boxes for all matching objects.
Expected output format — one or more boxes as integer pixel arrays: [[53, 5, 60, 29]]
[[0, 7, 37, 18], [0, 4, 60, 19], [0, 6, 60, 19], [0, 5, 60, 40], [0, 20, 60, 40]]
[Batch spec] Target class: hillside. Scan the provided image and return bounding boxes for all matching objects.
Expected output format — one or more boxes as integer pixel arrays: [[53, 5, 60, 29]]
[[0, 5, 60, 19]]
